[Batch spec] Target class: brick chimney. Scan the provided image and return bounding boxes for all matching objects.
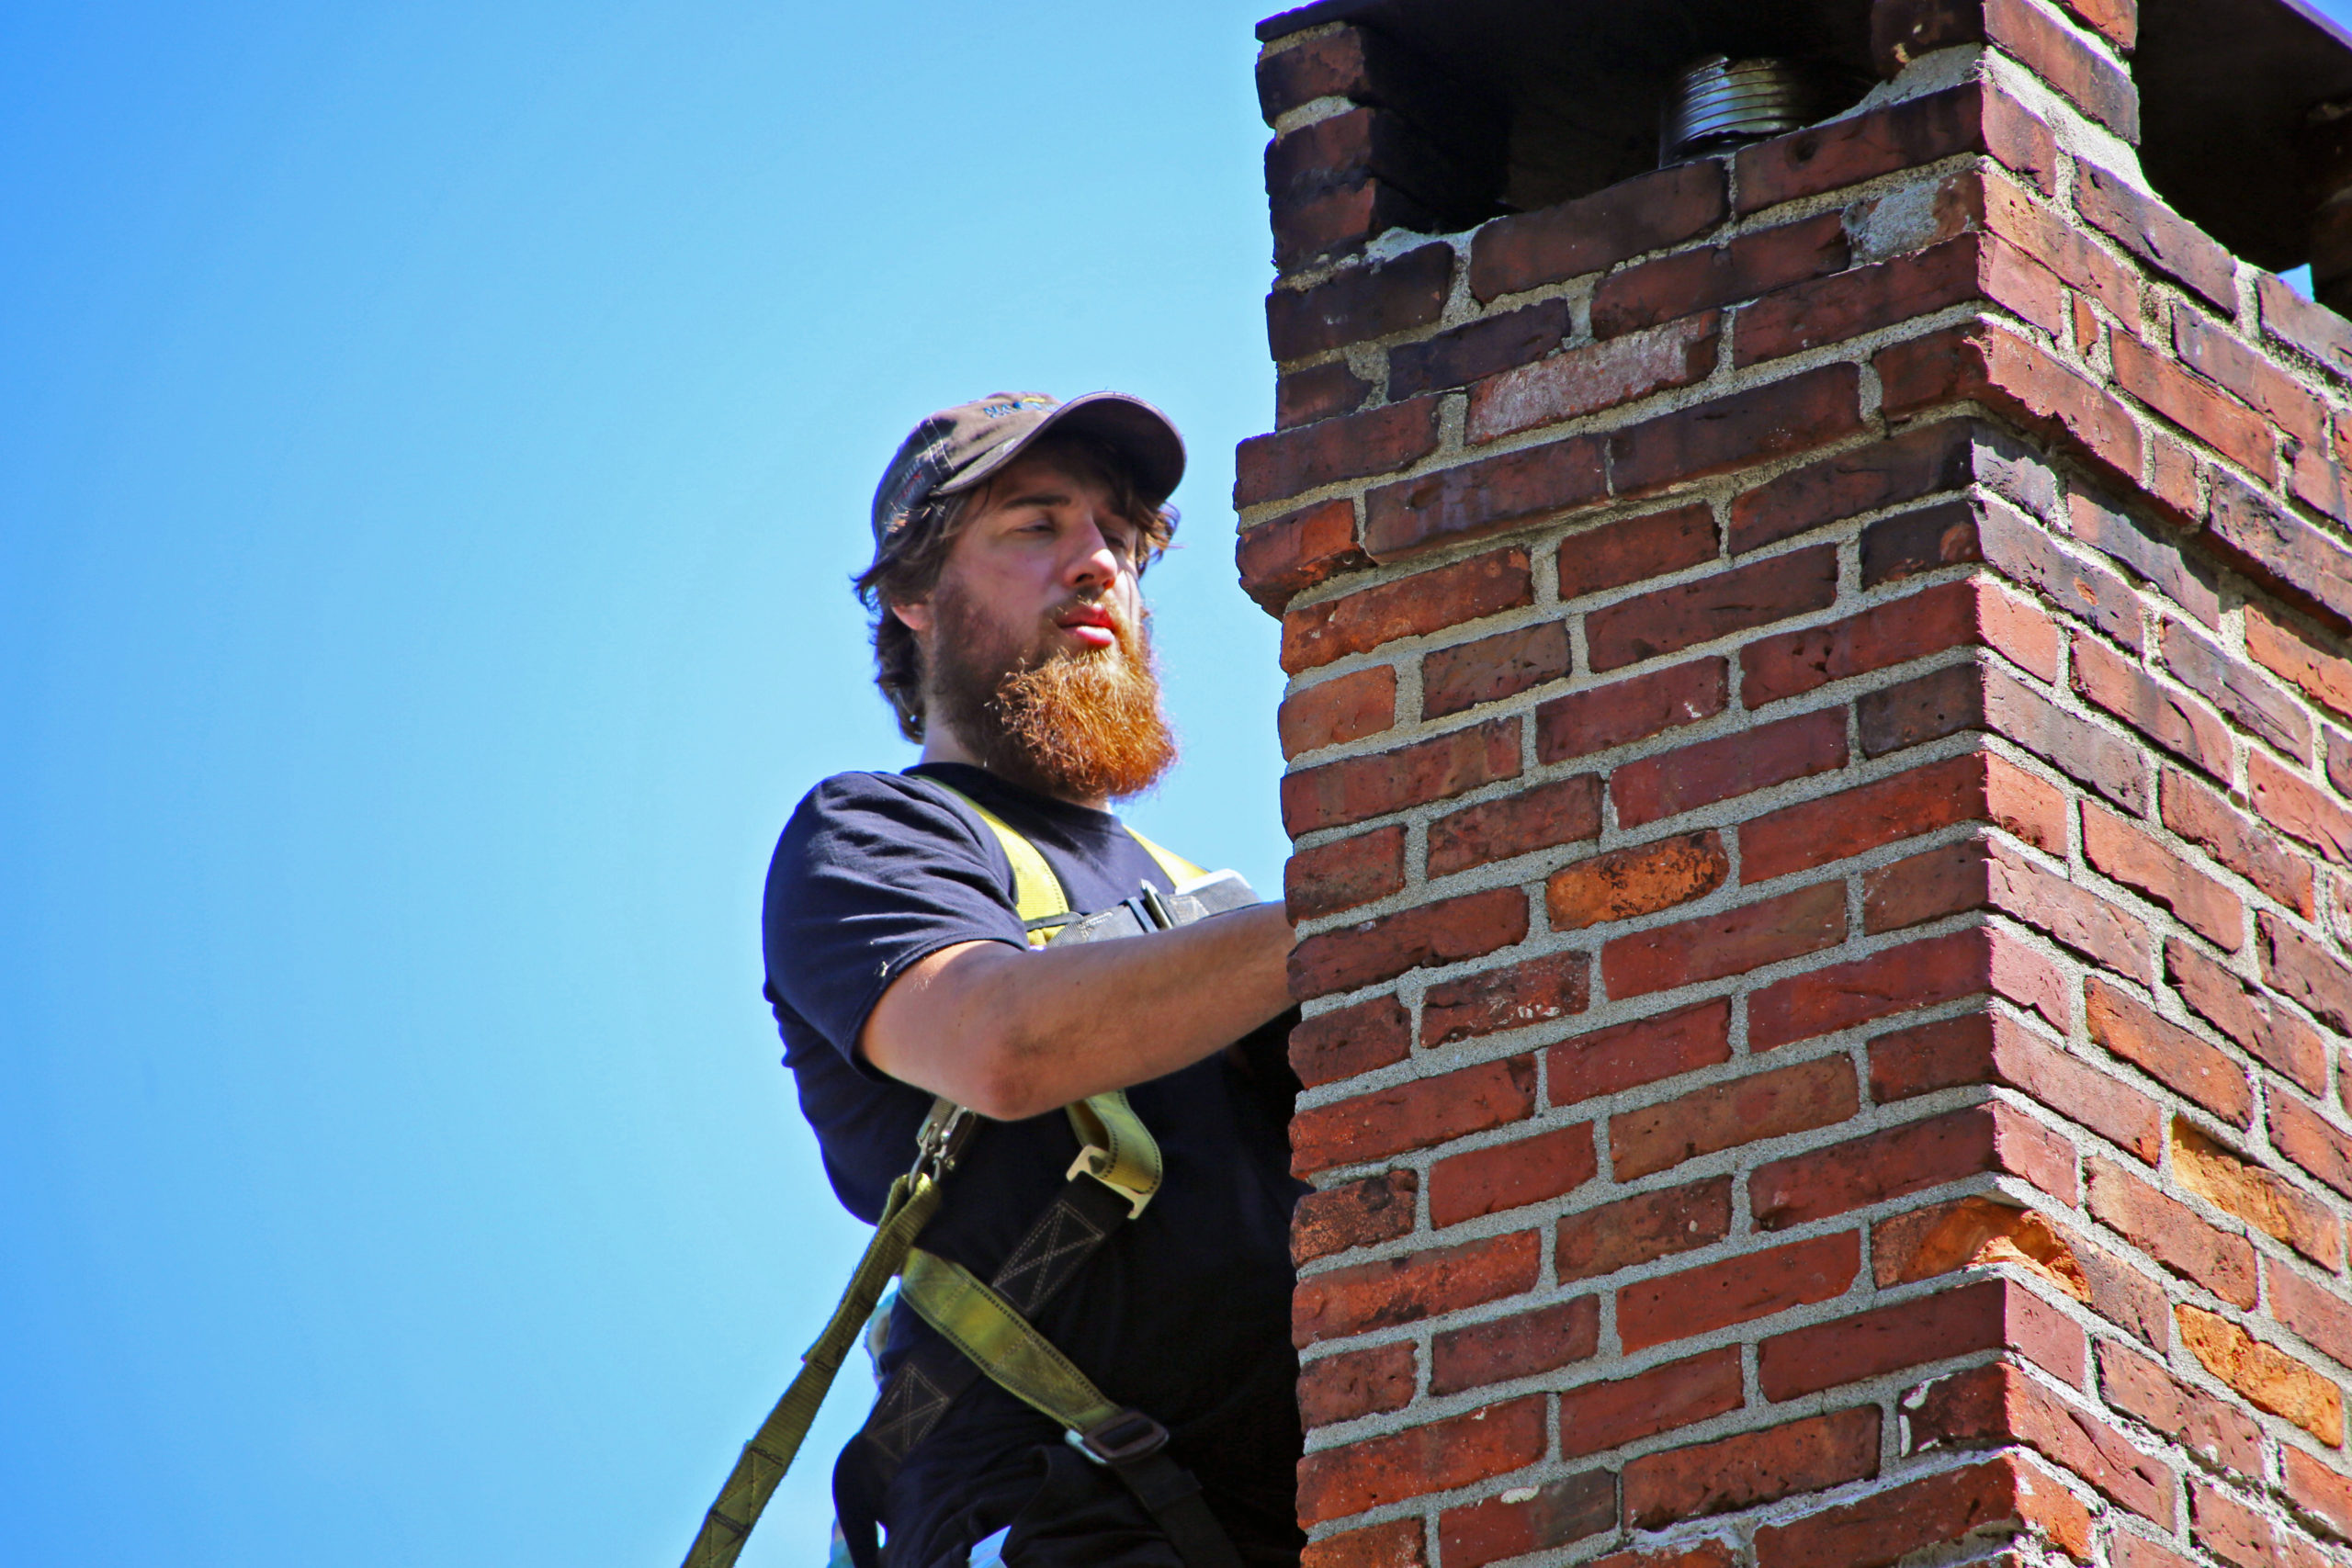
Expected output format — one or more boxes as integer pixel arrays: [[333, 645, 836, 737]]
[[1237, 0, 2352, 1563]]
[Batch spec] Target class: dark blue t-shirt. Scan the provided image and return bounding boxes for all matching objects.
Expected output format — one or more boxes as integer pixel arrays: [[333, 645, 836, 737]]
[[762, 762, 1305, 1560]]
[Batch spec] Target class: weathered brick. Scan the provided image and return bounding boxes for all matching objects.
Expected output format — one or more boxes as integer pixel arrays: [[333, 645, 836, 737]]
[[2100, 1339, 2265, 1477], [1547, 830, 1728, 932], [1758, 1277, 2087, 1400], [1428, 1296, 1600, 1396], [1589, 1545, 1737, 1568], [1288, 824, 1408, 920], [1293, 1168, 1419, 1265], [1252, 24, 1481, 127], [1546, 998, 1732, 1105], [1592, 210, 1849, 339], [2071, 634, 2233, 782], [2172, 1119, 2341, 1267], [1975, 163, 2144, 324], [1555, 1175, 1733, 1283], [1752, 1103, 2074, 1229], [1469, 314, 1719, 442], [2086, 1156, 2258, 1308], [1755, 1452, 2091, 1568], [2251, 752, 2352, 867], [1295, 1393, 1546, 1523], [1867, 493, 2144, 652], [2262, 270, 2352, 380], [1623, 1405, 1880, 1529], [1878, 320, 2143, 493], [1871, 1196, 2091, 1303], [1293, 1230, 1541, 1347], [1282, 716, 1521, 833], [1871, 1010, 2164, 1162], [1591, 542, 1838, 671], [1235, 395, 1442, 509], [1299, 1340, 1417, 1427], [1437, 1469, 1614, 1568], [2084, 804, 2243, 949], [2086, 976, 2253, 1125], [1420, 951, 1589, 1048], [2272, 1258, 2352, 1371], [2075, 158, 2238, 312], [1907, 1359, 2173, 1522], [1609, 707, 1847, 829], [1239, 498, 1367, 615], [2284, 1446, 2352, 1542], [1282, 546, 1532, 673], [1264, 104, 1471, 220], [2066, 489, 2221, 626], [1281, 665, 1397, 758], [1729, 418, 2001, 556], [1734, 232, 2064, 367], [2273, 1091, 2352, 1201], [2174, 310, 2327, 448], [1266, 244, 1453, 360], [2165, 769, 2317, 915], [1745, 579, 2055, 710], [1289, 1052, 1535, 1173], [1863, 836, 2151, 983], [1745, 751, 2065, 886], [1617, 1229, 1859, 1350], [1607, 364, 1865, 499], [2054, 0, 2137, 49], [1362, 434, 1607, 560], [2189, 1481, 2290, 1568], [1735, 82, 2044, 215], [1420, 621, 1569, 718], [2166, 936, 2330, 1096], [1610, 1054, 1859, 1180], [1535, 657, 1726, 762], [2262, 911, 2352, 1037], [1387, 299, 1569, 400], [1749, 929, 1995, 1051], [1876, 0, 2137, 135], [1299, 1517, 1425, 1568], [2162, 619, 2310, 760], [1469, 161, 1727, 301], [1556, 502, 1716, 603], [1277, 359, 1372, 430], [1290, 994, 1411, 1089], [2249, 602, 2352, 725], [1428, 774, 1602, 876], [2178, 1302, 2345, 1445], [1985, 662, 2150, 810], [1269, 158, 1447, 274], [1556, 1347, 1743, 1458], [2205, 467, 2352, 631], [1429, 1123, 1598, 1227], [1601, 879, 1847, 1000]]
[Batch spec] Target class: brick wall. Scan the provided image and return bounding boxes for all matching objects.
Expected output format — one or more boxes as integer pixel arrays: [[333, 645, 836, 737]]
[[1239, 3, 2352, 1564]]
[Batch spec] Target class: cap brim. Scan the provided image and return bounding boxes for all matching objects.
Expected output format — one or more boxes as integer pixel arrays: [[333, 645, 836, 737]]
[[933, 391, 1187, 508]]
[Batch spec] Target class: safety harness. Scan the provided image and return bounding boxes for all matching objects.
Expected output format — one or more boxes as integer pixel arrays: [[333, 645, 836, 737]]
[[683, 784, 1250, 1568]]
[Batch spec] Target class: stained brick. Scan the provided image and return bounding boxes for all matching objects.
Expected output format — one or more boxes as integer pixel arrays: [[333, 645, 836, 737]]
[[1288, 824, 1407, 920], [1617, 1229, 1859, 1350], [1429, 1297, 1600, 1396], [1421, 621, 1570, 718], [1753, 1454, 2092, 1568], [1729, 418, 1997, 556], [1235, 396, 1442, 509], [1877, 320, 2143, 495], [1283, 546, 1532, 673], [1609, 707, 1847, 829], [1870, 1010, 2164, 1163], [1293, 1168, 1419, 1265], [1547, 830, 1728, 932], [2070, 634, 2233, 782], [1609, 1054, 1859, 1180], [1623, 1406, 1880, 1529], [1607, 365, 1865, 499], [1592, 210, 1849, 339], [1556, 503, 1717, 602], [2086, 976, 2252, 1123], [2066, 490, 2222, 626], [1907, 1360, 2174, 1523], [1362, 434, 1607, 560], [1534, 657, 1726, 763], [1744, 751, 2067, 886], [1278, 359, 1372, 430], [1239, 498, 1367, 615], [1556, 1347, 1743, 1458], [1428, 774, 1602, 876], [2086, 1156, 2258, 1309], [1601, 879, 1847, 999], [1289, 1052, 1535, 1174], [1290, 994, 1411, 1089], [1437, 1469, 1614, 1568], [1293, 1230, 1541, 1347], [2164, 769, 2317, 915], [2112, 333, 2276, 478], [1555, 1176, 1733, 1283], [2162, 619, 2310, 760], [1469, 161, 1727, 300], [1388, 299, 1569, 400], [1282, 717, 1521, 833], [1546, 998, 1732, 1105], [1266, 243, 1453, 359], [2177, 1303, 2345, 1445], [1734, 232, 2064, 367], [1420, 951, 1590, 1048], [2261, 911, 2352, 1037], [1296, 1394, 1546, 1523], [1758, 1278, 2087, 1400], [1749, 929, 1996, 1051], [1280, 665, 1397, 757], [2075, 159, 2239, 312], [2166, 936, 2329, 1096], [1734, 82, 2038, 215], [1469, 315, 1718, 442], [2100, 1339, 2264, 1478], [1751, 1103, 2073, 1229], [1299, 1340, 1417, 1427]]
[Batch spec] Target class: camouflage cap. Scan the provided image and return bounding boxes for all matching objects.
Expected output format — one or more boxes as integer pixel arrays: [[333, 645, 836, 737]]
[[868, 390, 1186, 548]]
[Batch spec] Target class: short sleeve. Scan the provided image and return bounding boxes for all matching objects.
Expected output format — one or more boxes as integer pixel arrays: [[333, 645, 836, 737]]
[[762, 773, 1031, 1069]]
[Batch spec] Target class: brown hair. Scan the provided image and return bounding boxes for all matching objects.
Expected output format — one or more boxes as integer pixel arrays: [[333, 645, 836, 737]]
[[853, 434, 1177, 741]]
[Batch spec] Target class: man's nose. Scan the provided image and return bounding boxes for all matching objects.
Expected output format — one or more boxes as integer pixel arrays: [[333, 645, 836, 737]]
[[1061, 516, 1123, 589]]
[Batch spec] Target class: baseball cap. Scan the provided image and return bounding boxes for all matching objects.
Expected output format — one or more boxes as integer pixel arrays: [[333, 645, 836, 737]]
[[868, 390, 1187, 549]]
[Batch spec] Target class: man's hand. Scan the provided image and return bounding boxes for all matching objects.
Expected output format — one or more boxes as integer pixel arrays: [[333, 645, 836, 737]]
[[857, 903, 1296, 1120]]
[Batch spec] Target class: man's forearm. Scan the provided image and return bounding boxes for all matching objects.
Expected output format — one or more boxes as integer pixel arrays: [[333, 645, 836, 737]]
[[860, 903, 1295, 1120]]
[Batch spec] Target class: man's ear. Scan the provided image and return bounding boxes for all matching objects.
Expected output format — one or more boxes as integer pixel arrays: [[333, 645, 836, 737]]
[[889, 598, 933, 635]]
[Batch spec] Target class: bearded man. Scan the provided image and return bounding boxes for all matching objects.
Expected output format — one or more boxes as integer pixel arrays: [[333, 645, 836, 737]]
[[761, 392, 1306, 1568]]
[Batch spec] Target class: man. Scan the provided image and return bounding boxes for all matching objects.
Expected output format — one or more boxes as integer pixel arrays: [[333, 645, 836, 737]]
[[761, 391, 1306, 1568]]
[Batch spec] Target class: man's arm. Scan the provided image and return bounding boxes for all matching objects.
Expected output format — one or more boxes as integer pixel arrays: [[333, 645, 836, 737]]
[[858, 903, 1295, 1120]]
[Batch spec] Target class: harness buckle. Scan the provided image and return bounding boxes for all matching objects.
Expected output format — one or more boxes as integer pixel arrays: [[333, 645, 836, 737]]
[[914, 1104, 978, 1182], [1064, 1145, 1150, 1218], [1066, 1411, 1170, 1467]]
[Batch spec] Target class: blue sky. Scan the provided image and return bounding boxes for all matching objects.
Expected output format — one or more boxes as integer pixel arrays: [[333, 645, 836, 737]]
[[4, 3, 2345, 1563]]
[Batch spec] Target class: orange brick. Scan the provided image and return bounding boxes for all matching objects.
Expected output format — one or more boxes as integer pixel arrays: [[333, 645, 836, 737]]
[[1610, 1055, 1859, 1180], [1617, 1229, 1859, 1351], [2083, 803, 2244, 949], [2087, 1156, 2258, 1309], [1296, 1394, 1546, 1523], [1547, 830, 1727, 931], [1428, 1123, 1598, 1227], [2086, 976, 2254, 1126]]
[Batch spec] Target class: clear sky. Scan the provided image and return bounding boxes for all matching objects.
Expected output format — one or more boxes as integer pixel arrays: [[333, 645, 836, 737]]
[[4, 4, 2344, 1564]]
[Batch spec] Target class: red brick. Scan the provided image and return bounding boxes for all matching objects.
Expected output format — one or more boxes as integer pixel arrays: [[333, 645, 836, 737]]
[[2066, 489, 2222, 627], [1556, 1347, 1743, 1458], [1263, 105, 1464, 218], [1592, 210, 1849, 339], [1610, 1054, 1858, 1180], [1252, 25, 1463, 125], [1752, 1102, 2072, 1229], [2100, 1339, 2265, 1478], [1299, 1340, 1416, 1427], [1277, 359, 1372, 430], [1290, 994, 1411, 1089], [1977, 164, 2144, 324], [2165, 769, 2318, 915], [2205, 467, 2352, 632], [2262, 911, 2352, 1037], [1266, 243, 1453, 360], [1289, 1053, 1535, 1174], [2071, 634, 2233, 782], [1293, 1230, 1541, 1347], [1758, 1277, 2087, 1400], [1288, 824, 1407, 920], [1989, 922, 2074, 1032], [2191, 1477, 2306, 1568], [1300, 1518, 1424, 1568], [1749, 929, 1993, 1051], [1469, 161, 1727, 300], [2086, 976, 2253, 1125], [2086, 1155, 2258, 1308], [2272, 1258, 2352, 1371], [1295, 1394, 1546, 1523], [2166, 936, 2330, 1096], [1877, 320, 2143, 492], [1269, 165, 1445, 273], [1555, 1176, 1733, 1283], [1986, 661, 2150, 810], [1735, 232, 2064, 367], [1534, 657, 1725, 762], [1469, 314, 1719, 442], [1744, 751, 2065, 886], [1293, 1168, 1418, 1265], [2055, 0, 2137, 50], [1387, 299, 1570, 400], [1601, 880, 1847, 1001], [2285, 1447, 2352, 1542], [1239, 498, 1366, 615], [2075, 159, 2239, 313], [2175, 310, 2327, 448], [2263, 270, 2352, 380], [2252, 753, 2352, 869], [1756, 1452, 2093, 1567], [1235, 396, 1442, 509], [1623, 1405, 1880, 1529], [1589, 543, 1842, 673], [2250, 603, 2352, 724], [1281, 665, 1396, 758], [1735, 82, 2030, 215], [1427, 774, 1601, 876], [1361, 434, 1607, 560], [1547, 830, 1728, 932], [1618, 1229, 1859, 1351], [1751, 580, 2057, 711], [1865, 493, 2143, 651], [1589, 1545, 1737, 1568], [1282, 716, 1521, 833], [1420, 620, 1569, 719], [2163, 619, 2310, 760], [1282, 546, 1531, 673], [1556, 502, 1717, 602], [1730, 418, 1991, 556], [1438, 1469, 1614, 1568], [1864, 836, 2151, 982], [1871, 1010, 2165, 1163], [1428, 1296, 1600, 1395], [1607, 364, 1865, 498], [1908, 1360, 2173, 1523], [2273, 1092, 2352, 1201], [1608, 707, 1847, 828], [2172, 1119, 2340, 1267], [1546, 998, 1731, 1105], [1420, 951, 1590, 1049], [1876, 0, 2136, 134], [2111, 1535, 2197, 1568]]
